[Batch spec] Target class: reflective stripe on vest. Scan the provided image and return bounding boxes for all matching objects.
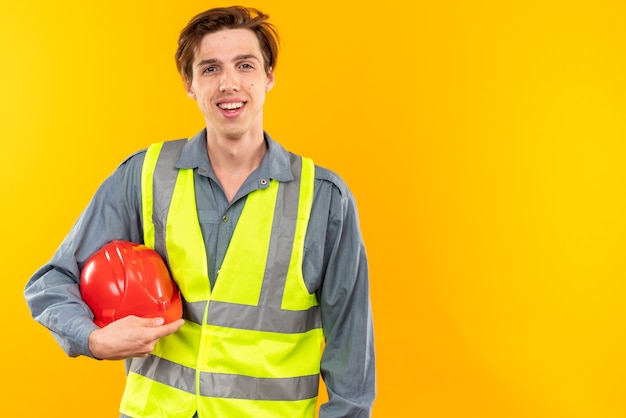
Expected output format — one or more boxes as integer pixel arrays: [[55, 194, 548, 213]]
[[120, 139, 323, 418]]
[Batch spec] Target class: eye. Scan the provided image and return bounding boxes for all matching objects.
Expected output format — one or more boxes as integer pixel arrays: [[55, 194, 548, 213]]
[[202, 66, 217, 74], [239, 63, 254, 70]]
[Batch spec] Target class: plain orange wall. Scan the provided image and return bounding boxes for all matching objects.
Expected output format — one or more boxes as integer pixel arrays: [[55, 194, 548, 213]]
[[3, 1, 626, 417]]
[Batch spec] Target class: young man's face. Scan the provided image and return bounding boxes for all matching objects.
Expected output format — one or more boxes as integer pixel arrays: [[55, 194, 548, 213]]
[[186, 28, 275, 141]]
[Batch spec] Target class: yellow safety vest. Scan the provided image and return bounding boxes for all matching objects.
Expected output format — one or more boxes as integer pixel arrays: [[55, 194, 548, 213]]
[[119, 139, 323, 418]]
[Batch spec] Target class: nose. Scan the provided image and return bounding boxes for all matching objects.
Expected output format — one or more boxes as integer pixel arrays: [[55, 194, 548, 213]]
[[219, 68, 240, 93]]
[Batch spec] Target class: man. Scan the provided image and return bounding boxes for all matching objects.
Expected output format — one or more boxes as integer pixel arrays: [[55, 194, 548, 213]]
[[25, 6, 375, 417]]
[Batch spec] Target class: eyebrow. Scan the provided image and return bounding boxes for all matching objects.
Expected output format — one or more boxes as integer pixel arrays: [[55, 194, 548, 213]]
[[196, 54, 262, 68]]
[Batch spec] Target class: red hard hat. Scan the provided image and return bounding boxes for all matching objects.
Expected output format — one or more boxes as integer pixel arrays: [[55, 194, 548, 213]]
[[80, 240, 183, 327]]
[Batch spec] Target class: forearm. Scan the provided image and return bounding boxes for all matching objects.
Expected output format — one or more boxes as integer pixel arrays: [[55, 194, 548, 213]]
[[318, 269, 376, 417], [24, 265, 99, 357], [320, 345, 376, 417]]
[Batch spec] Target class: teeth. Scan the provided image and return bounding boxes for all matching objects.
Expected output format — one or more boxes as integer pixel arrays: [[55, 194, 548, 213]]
[[218, 102, 244, 110]]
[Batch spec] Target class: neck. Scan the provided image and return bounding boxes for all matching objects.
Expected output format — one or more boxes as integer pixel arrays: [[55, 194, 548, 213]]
[[205, 128, 267, 202], [205, 130, 266, 173]]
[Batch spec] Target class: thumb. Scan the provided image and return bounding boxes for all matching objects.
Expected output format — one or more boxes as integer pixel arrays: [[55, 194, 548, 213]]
[[132, 316, 164, 327], [154, 318, 185, 339]]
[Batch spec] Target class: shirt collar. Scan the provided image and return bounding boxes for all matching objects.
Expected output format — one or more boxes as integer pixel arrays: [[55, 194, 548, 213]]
[[176, 128, 294, 184]]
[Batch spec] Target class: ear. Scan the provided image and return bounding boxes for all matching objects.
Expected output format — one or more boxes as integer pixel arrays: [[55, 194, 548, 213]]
[[185, 82, 196, 100], [266, 68, 275, 92]]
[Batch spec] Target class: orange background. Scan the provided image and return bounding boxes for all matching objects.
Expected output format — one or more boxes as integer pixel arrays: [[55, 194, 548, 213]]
[[2, 1, 626, 417]]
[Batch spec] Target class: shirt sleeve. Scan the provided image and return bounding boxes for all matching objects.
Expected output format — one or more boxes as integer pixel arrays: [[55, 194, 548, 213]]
[[24, 152, 146, 357], [306, 170, 376, 417]]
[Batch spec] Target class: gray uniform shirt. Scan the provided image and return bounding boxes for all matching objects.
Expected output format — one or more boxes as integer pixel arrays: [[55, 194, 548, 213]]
[[24, 129, 375, 417]]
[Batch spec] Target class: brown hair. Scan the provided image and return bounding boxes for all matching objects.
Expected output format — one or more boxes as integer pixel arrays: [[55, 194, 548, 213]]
[[175, 6, 280, 85]]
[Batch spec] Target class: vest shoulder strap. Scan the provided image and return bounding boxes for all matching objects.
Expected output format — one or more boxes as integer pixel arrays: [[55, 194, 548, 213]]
[[142, 138, 188, 258]]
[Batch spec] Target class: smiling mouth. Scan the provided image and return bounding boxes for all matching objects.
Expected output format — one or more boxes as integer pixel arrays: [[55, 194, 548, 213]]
[[218, 102, 245, 110]]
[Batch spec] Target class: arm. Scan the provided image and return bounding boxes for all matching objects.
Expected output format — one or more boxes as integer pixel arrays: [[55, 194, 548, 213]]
[[24, 153, 147, 357], [308, 173, 376, 417]]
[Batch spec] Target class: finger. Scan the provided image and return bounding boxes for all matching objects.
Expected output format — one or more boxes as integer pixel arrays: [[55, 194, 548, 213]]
[[125, 315, 165, 328], [152, 317, 165, 326], [137, 318, 184, 341], [153, 318, 185, 338]]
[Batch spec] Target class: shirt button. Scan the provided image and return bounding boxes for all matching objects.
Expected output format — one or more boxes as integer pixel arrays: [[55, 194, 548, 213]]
[[222, 215, 229, 222], [260, 178, 268, 186]]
